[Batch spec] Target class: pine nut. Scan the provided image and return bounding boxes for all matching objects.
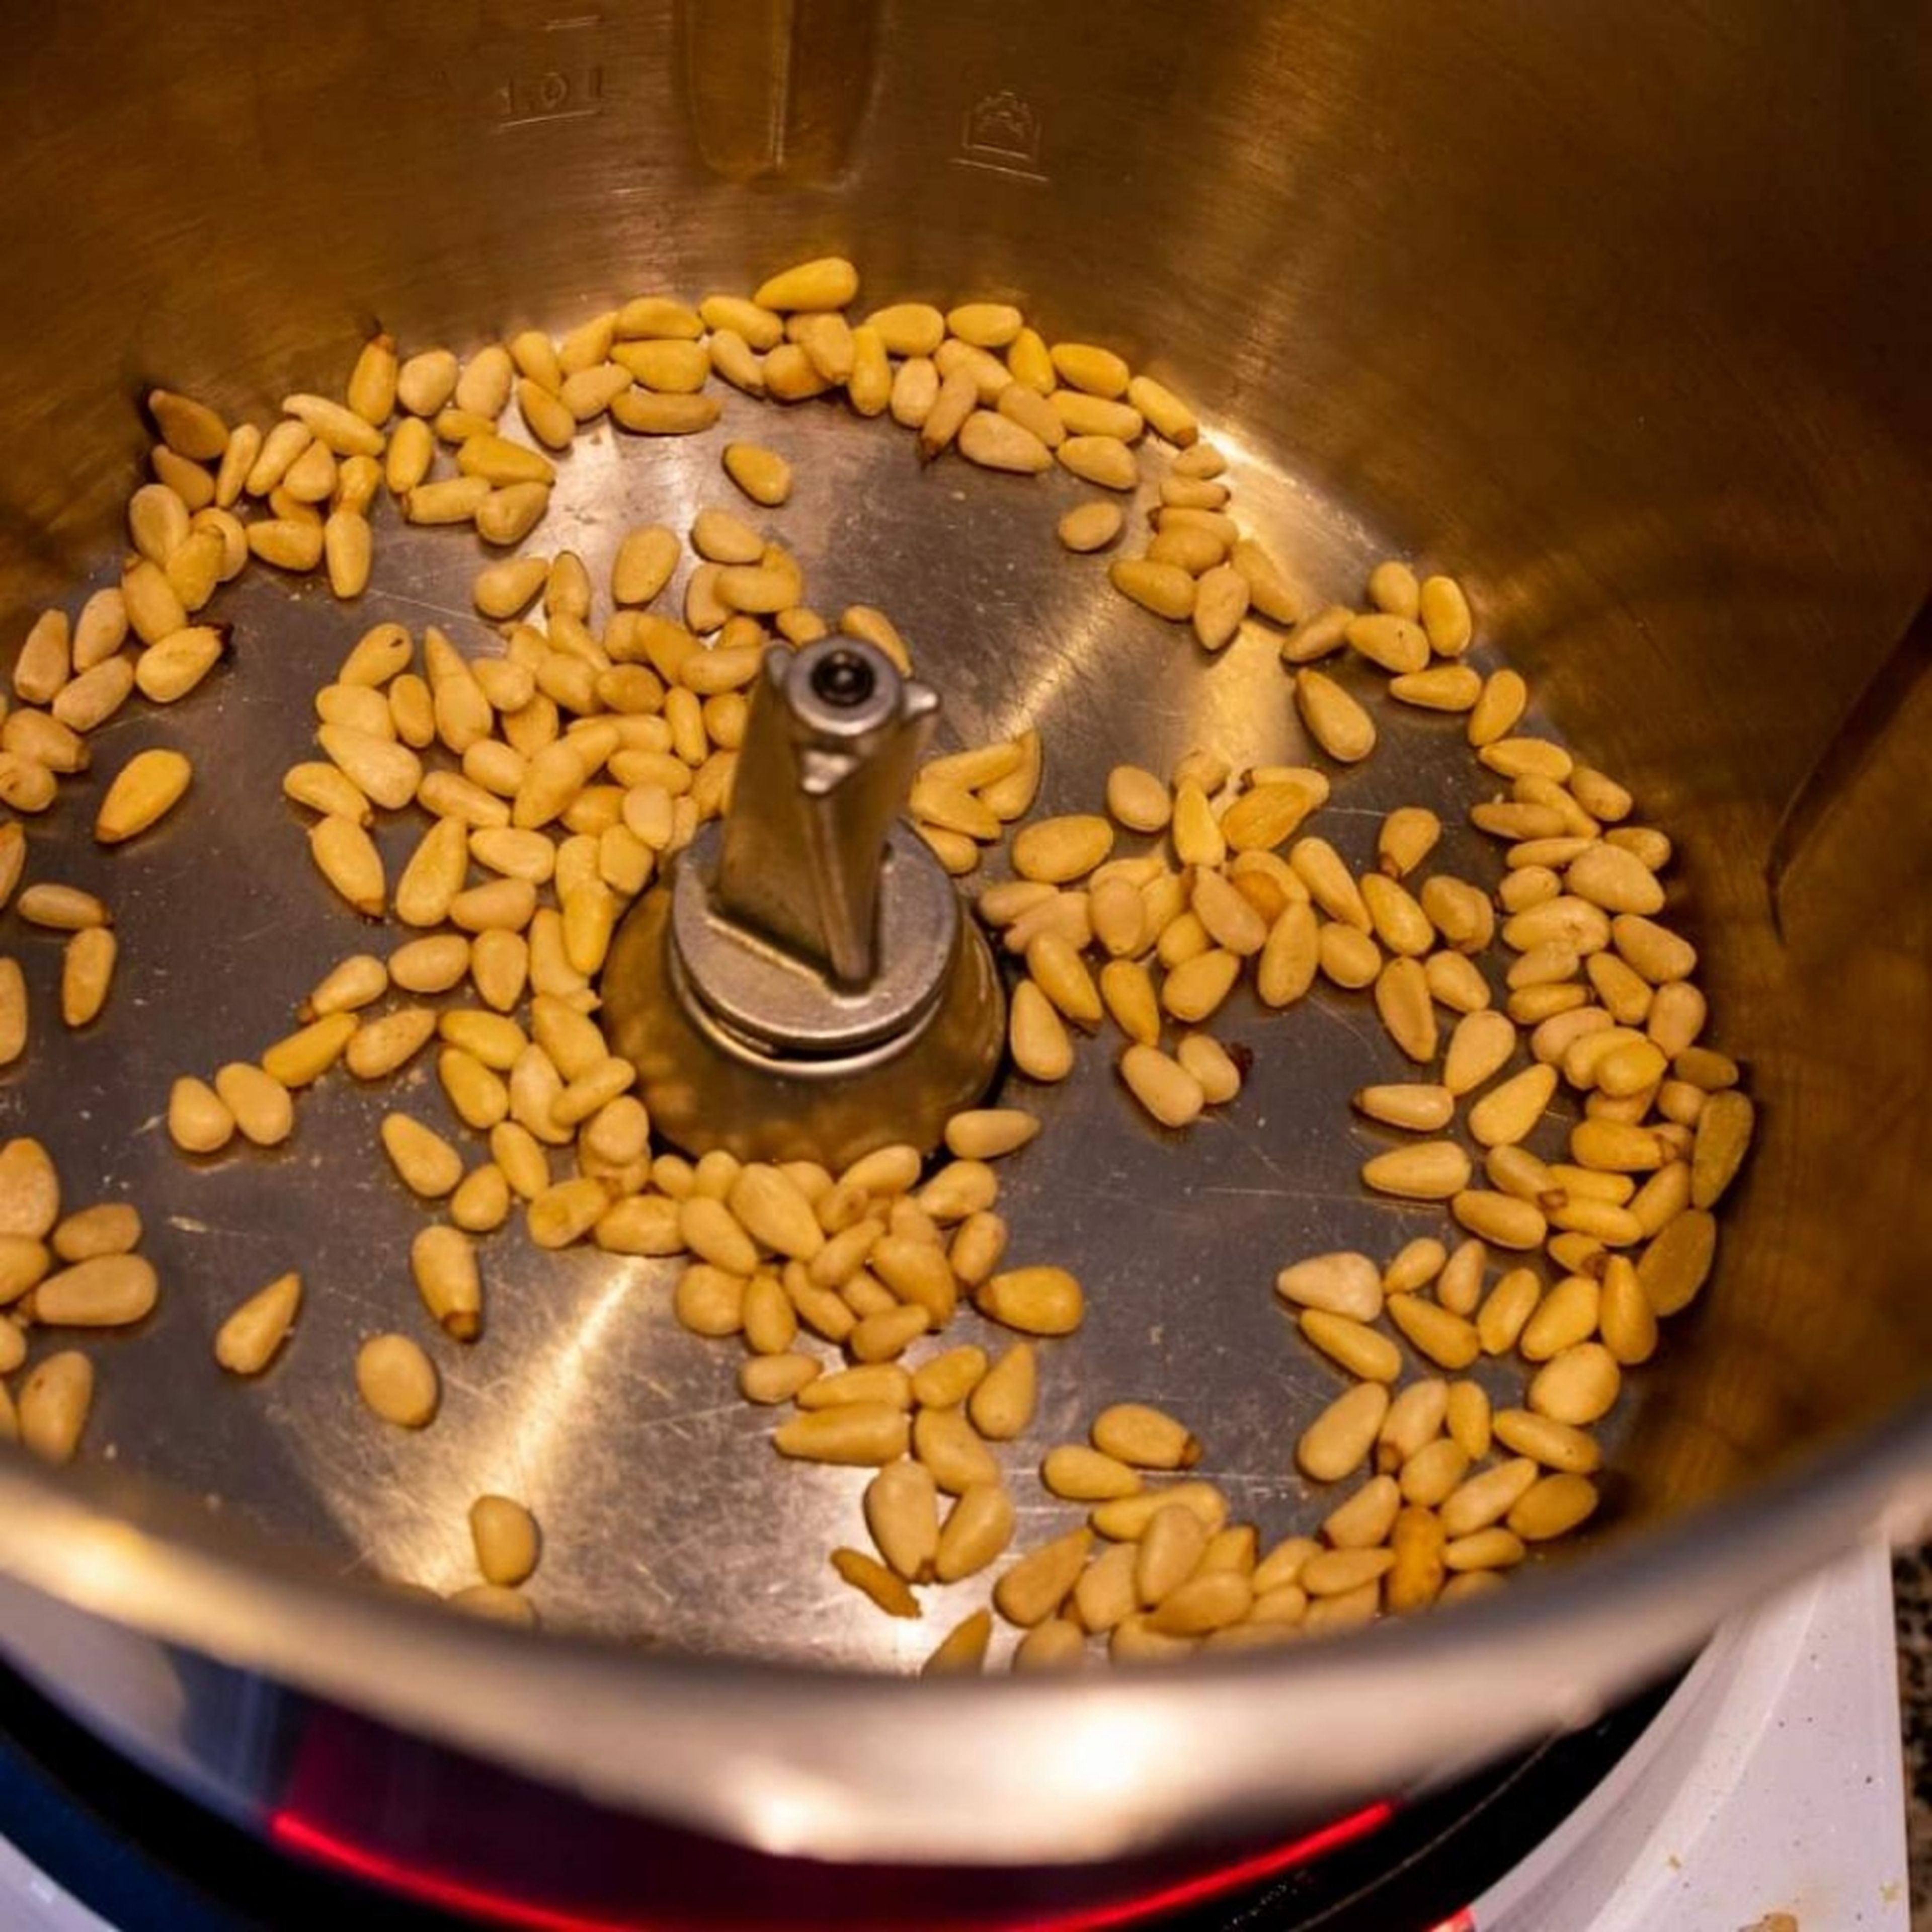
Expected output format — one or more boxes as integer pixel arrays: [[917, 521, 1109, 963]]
[[1690, 1091, 1754, 1208], [967, 1341, 1038, 1439], [96, 747, 192, 844], [1376, 1380, 1448, 1470], [468, 1495, 539, 1587], [1637, 1208, 1717, 1316], [214, 1063, 293, 1147], [1301, 1310, 1402, 1383], [31, 1254, 157, 1327], [1353, 1083, 1455, 1131], [1119, 1044, 1205, 1129], [1289, 1379, 1387, 1484], [1009, 979, 1073, 1082], [450, 1165, 512, 1232], [1492, 1407, 1601, 1474], [213, 1271, 301, 1376], [1296, 669, 1377, 762], [1046, 499, 1124, 556], [1385, 1239, 1448, 1295], [1276, 1252, 1384, 1322], [1043, 1444, 1142, 1501], [1439, 1457, 1539, 1537], [910, 1346, 988, 1411], [1507, 1473, 1599, 1542], [1477, 1266, 1543, 1354], [740, 1353, 820, 1404], [1362, 1141, 1471, 1201], [950, 1211, 1009, 1287], [1386, 1295, 1482, 1370], [914, 1405, 1002, 1491], [57, 928, 114, 1029], [1160, 948, 1239, 1023], [1108, 557, 1195, 618], [1443, 1528, 1524, 1572], [379, 1114, 462, 1200], [20, 1351, 92, 1463], [1527, 1342, 1621, 1425], [923, 1609, 992, 1674], [356, 1333, 439, 1428]]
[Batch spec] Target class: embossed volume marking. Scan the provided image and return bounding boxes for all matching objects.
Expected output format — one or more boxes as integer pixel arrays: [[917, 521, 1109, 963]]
[[953, 90, 1049, 183]]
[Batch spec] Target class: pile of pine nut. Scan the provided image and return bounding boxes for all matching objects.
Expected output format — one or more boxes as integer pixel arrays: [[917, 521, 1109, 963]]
[[0, 253, 1754, 1662]]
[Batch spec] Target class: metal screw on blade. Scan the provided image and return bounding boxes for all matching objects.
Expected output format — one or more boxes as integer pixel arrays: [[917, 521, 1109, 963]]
[[599, 638, 1004, 1167]]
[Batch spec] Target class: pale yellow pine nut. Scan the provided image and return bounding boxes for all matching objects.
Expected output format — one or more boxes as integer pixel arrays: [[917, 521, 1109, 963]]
[[1386, 1295, 1483, 1371], [20, 1351, 93, 1463], [1009, 980, 1073, 1081], [1384, 1238, 1448, 1294], [870, 1235, 958, 1325], [740, 1353, 820, 1405], [912, 1404, 1001, 1494], [967, 1341, 1038, 1439], [30, 1253, 157, 1327], [1175, 1032, 1241, 1104], [1519, 1272, 1601, 1362], [1360, 873, 1433, 956], [670, 1259, 746, 1335], [1253, 901, 1318, 1008], [931, 1484, 1020, 1576], [1435, 1239, 1487, 1317], [1526, 1342, 1622, 1425], [1091, 1402, 1201, 1471], [1377, 1379, 1449, 1469], [1274, 1252, 1383, 1322], [1160, 948, 1239, 1023], [1118, 1044, 1205, 1129], [1300, 1310, 1403, 1382], [1443, 1527, 1523, 1573], [1438, 1457, 1540, 1538], [1133, 1504, 1213, 1611], [356, 1333, 439, 1427], [910, 1345, 989, 1411], [1042, 1444, 1142, 1502], [1092, 1482, 1229, 1544], [1071, 1542, 1143, 1632], [1465, 1062, 1557, 1148], [380, 1114, 463, 1199], [1296, 668, 1377, 762], [741, 1273, 796, 1355], [949, 1210, 1009, 1288], [850, 1303, 930, 1362], [450, 1164, 512, 1233], [167, 1076, 234, 1154], [1361, 1140, 1470, 1201], [916, 1160, 998, 1224], [214, 1062, 293, 1147]]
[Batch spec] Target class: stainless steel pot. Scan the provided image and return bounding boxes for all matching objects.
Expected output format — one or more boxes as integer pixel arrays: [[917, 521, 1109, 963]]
[[0, 0, 1929, 1919]]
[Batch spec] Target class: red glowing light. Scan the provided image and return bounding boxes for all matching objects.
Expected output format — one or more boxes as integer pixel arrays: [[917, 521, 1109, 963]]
[[1425, 1912, 1478, 1932], [1006, 1801, 1396, 1931], [270, 1797, 1395, 1932]]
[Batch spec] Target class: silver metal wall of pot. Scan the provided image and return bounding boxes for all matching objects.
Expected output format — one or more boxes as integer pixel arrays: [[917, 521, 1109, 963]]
[[0, 0, 1928, 1883]]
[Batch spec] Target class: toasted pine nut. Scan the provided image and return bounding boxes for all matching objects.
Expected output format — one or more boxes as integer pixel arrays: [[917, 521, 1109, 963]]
[[1637, 1209, 1716, 1316], [1690, 1091, 1754, 1208], [1507, 1473, 1599, 1542], [1439, 1457, 1540, 1537], [1526, 1342, 1622, 1425], [1134, 1502, 1210, 1608]]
